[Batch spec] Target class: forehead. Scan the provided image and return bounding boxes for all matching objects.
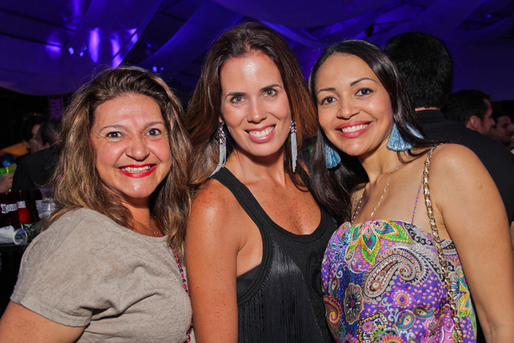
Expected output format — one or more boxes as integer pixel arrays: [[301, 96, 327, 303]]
[[94, 93, 163, 124], [498, 116, 512, 124], [220, 52, 282, 89], [316, 53, 379, 86]]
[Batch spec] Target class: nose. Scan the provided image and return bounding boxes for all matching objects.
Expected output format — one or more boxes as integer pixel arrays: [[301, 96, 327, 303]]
[[247, 99, 267, 123], [339, 97, 358, 119], [126, 134, 150, 161]]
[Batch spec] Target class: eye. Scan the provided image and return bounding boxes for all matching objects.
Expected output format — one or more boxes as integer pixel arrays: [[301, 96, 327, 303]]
[[230, 95, 244, 103], [263, 88, 277, 97], [320, 96, 336, 105], [356, 88, 373, 96], [147, 128, 162, 136], [106, 131, 122, 139]]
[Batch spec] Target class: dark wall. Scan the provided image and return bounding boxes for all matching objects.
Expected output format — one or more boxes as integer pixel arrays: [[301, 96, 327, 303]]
[[0, 87, 49, 150]]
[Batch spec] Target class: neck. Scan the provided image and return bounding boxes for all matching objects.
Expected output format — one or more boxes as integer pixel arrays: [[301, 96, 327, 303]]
[[227, 145, 289, 185], [358, 143, 402, 183], [125, 204, 162, 237]]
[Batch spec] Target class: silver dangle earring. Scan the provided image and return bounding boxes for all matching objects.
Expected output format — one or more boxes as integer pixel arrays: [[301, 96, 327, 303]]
[[211, 122, 226, 176], [290, 120, 297, 172]]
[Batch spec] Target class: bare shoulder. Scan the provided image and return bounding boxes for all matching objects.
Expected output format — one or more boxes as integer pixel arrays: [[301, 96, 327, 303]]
[[427, 143, 492, 195], [191, 178, 236, 216], [429, 143, 484, 174], [187, 178, 244, 248]]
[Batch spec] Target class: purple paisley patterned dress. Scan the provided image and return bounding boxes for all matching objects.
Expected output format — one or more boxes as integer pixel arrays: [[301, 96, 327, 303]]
[[321, 219, 476, 343]]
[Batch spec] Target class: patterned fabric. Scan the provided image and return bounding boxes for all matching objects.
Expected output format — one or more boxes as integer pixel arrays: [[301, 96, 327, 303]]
[[322, 219, 476, 343]]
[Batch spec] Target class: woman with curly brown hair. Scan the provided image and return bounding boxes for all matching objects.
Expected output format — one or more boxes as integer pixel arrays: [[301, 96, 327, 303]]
[[0, 67, 194, 342]]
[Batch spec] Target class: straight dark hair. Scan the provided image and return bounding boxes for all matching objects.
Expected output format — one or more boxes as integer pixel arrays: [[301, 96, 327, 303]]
[[186, 22, 317, 188], [308, 40, 433, 223]]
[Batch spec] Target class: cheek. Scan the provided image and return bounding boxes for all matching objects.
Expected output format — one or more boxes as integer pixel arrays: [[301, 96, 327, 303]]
[[317, 109, 332, 132], [94, 144, 118, 171], [153, 141, 173, 165], [220, 108, 240, 130]]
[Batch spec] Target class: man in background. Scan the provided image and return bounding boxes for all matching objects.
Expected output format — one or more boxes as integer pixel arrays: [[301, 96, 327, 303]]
[[443, 89, 495, 136], [384, 31, 514, 225], [385, 29, 514, 343], [491, 109, 514, 148]]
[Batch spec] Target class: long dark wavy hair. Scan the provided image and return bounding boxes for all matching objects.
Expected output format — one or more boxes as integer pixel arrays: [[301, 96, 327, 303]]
[[186, 22, 318, 188], [308, 40, 433, 223], [44, 66, 192, 257]]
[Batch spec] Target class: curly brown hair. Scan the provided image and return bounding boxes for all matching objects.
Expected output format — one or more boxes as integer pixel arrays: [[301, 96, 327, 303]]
[[44, 66, 192, 256]]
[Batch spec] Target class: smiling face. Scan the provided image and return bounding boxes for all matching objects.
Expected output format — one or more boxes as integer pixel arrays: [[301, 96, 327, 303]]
[[90, 93, 172, 207], [220, 52, 292, 160], [315, 53, 394, 158], [26, 124, 41, 154]]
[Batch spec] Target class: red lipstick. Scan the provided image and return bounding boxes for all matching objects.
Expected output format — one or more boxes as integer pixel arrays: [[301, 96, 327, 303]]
[[119, 164, 156, 178]]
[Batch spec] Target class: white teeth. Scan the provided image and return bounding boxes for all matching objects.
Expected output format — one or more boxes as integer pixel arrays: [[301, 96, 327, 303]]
[[249, 126, 274, 137], [340, 124, 368, 133], [121, 166, 152, 173]]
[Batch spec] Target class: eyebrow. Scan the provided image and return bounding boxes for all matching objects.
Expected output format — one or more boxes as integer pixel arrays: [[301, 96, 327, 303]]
[[317, 77, 378, 95], [351, 77, 377, 86], [224, 91, 244, 100], [261, 83, 281, 91], [224, 83, 282, 99], [317, 87, 335, 95], [98, 121, 165, 132]]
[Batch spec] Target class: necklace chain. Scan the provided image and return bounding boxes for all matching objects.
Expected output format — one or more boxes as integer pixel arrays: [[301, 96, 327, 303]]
[[133, 219, 162, 237], [351, 163, 402, 224]]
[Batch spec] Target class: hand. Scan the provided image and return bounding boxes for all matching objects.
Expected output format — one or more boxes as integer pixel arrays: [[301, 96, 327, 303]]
[[0, 173, 14, 193]]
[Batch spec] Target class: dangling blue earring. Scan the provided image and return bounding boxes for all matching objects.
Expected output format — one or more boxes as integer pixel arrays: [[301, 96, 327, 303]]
[[386, 123, 422, 151], [324, 142, 341, 169]]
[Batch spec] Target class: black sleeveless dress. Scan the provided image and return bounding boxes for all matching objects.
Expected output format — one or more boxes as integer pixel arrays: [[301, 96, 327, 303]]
[[211, 167, 337, 343]]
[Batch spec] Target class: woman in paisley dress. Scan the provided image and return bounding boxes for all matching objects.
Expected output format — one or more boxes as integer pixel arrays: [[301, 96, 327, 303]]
[[308, 40, 514, 342]]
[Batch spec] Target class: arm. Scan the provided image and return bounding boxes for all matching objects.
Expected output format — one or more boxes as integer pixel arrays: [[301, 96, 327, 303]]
[[431, 144, 514, 342], [510, 221, 514, 255], [0, 172, 13, 192], [185, 184, 242, 343], [0, 302, 84, 343]]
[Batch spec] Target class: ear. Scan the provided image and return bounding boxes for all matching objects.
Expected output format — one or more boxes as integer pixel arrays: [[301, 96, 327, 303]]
[[219, 116, 225, 125], [467, 115, 481, 131]]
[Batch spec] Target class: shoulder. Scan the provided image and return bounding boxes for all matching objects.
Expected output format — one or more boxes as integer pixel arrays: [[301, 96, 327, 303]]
[[429, 143, 483, 172], [26, 209, 123, 261], [187, 178, 246, 250], [44, 208, 121, 239], [191, 178, 239, 219], [426, 144, 493, 195]]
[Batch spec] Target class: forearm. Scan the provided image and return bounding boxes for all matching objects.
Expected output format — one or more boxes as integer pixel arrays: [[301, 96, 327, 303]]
[[484, 326, 514, 343]]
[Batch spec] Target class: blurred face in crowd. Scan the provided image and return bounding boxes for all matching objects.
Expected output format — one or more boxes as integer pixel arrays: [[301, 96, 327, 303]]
[[25, 124, 41, 154], [478, 99, 495, 136], [492, 115, 514, 146]]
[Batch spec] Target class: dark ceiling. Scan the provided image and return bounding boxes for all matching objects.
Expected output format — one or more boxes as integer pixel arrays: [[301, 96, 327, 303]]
[[1, 0, 514, 100]]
